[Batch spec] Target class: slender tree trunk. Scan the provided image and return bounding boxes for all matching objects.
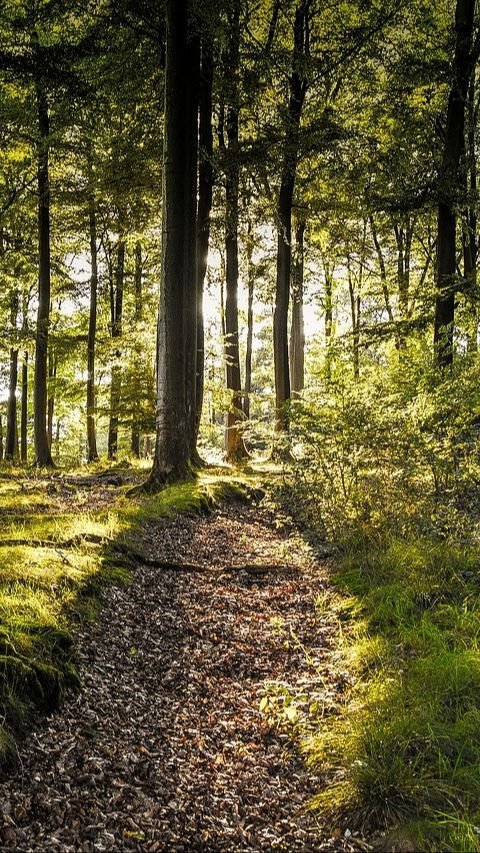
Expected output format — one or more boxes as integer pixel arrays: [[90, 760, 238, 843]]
[[134, 240, 142, 320], [195, 39, 214, 442], [347, 246, 363, 382], [33, 74, 54, 466], [131, 241, 143, 457], [324, 258, 334, 382], [5, 290, 19, 461], [0, 416, 3, 462], [369, 214, 401, 349], [273, 0, 310, 435], [221, 1, 246, 461], [434, 0, 476, 368], [289, 218, 305, 396], [184, 32, 200, 459], [244, 221, 255, 420], [87, 186, 99, 462], [108, 238, 125, 460], [465, 76, 478, 352], [149, 0, 197, 486], [5, 349, 18, 461], [47, 347, 56, 448], [21, 350, 28, 464]]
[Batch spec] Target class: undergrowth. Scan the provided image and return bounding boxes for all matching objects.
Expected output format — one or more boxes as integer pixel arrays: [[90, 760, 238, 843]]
[[262, 366, 480, 852]]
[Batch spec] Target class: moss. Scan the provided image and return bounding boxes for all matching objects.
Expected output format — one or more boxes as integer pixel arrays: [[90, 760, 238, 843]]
[[0, 655, 44, 707]]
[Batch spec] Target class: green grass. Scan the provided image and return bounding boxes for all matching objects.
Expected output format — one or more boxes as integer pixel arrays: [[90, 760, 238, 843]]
[[296, 536, 480, 850]]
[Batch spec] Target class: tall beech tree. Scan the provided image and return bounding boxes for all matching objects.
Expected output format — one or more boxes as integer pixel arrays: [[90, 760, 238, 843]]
[[149, 0, 200, 486], [107, 234, 125, 460], [433, 0, 478, 368], [87, 179, 99, 462], [195, 38, 214, 443], [289, 217, 306, 396], [184, 30, 201, 459], [220, 0, 247, 460], [5, 289, 19, 461], [33, 51, 54, 467], [273, 0, 311, 434]]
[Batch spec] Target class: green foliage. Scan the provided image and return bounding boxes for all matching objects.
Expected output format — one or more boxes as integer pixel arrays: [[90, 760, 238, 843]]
[[259, 358, 480, 849], [288, 361, 480, 543]]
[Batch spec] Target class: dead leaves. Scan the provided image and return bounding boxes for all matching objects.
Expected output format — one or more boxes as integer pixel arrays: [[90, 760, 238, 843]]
[[0, 503, 366, 852]]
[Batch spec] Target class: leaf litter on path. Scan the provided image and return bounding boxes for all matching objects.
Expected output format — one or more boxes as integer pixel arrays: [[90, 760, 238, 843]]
[[0, 503, 368, 852]]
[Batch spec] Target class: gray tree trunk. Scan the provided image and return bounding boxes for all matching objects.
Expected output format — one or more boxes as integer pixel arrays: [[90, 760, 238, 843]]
[[434, 0, 476, 368], [149, 0, 198, 486], [33, 73, 54, 466]]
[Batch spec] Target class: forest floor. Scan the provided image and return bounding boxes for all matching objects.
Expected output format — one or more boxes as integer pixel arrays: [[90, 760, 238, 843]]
[[0, 474, 370, 853]]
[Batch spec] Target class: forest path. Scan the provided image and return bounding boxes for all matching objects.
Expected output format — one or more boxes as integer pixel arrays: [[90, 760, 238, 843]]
[[0, 501, 364, 853]]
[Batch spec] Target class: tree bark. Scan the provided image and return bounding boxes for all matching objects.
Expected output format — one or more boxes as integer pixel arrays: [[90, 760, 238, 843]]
[[5, 349, 18, 461], [195, 39, 214, 442], [273, 0, 310, 434], [464, 75, 478, 352], [323, 257, 334, 382], [21, 350, 28, 464], [33, 72, 54, 467], [222, 1, 247, 461], [289, 218, 305, 396], [131, 241, 143, 457], [108, 238, 125, 460], [369, 213, 401, 349], [5, 290, 19, 461], [87, 187, 99, 462], [149, 0, 198, 486], [244, 221, 255, 420], [433, 0, 476, 368], [47, 346, 56, 448], [20, 291, 29, 464], [184, 32, 200, 459]]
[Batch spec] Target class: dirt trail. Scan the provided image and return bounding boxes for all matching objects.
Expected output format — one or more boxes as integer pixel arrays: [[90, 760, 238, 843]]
[[0, 503, 364, 852]]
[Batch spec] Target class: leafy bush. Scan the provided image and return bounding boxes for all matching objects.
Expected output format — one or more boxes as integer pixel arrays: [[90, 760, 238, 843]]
[[288, 364, 480, 543]]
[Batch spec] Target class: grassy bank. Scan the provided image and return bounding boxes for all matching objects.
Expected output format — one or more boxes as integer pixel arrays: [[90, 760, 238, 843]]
[[305, 536, 480, 852], [0, 466, 252, 771], [261, 506, 480, 850]]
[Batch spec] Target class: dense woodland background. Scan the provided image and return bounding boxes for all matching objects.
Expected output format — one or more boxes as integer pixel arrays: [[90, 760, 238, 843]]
[[0, 0, 478, 475], [3, 0, 480, 850]]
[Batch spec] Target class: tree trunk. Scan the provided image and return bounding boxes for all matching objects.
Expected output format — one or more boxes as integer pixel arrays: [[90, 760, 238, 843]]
[[348, 254, 361, 382], [131, 241, 143, 457], [324, 258, 334, 382], [273, 0, 310, 434], [222, 1, 246, 461], [47, 346, 56, 448], [184, 32, 200, 459], [464, 75, 478, 352], [33, 74, 54, 467], [244, 221, 255, 420], [149, 0, 198, 486], [108, 238, 125, 460], [195, 39, 214, 442], [87, 186, 99, 462], [369, 214, 401, 349], [5, 349, 18, 461], [21, 350, 28, 464], [134, 240, 142, 321], [289, 218, 305, 396], [5, 290, 19, 461], [433, 0, 476, 368]]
